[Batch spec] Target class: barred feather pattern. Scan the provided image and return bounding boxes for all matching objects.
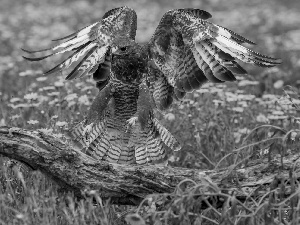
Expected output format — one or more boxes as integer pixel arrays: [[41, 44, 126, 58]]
[[148, 8, 281, 111], [23, 6, 281, 165], [68, 46, 180, 164]]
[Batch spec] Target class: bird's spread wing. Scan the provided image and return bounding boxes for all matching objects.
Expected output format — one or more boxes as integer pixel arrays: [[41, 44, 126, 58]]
[[22, 6, 137, 85], [147, 8, 282, 111]]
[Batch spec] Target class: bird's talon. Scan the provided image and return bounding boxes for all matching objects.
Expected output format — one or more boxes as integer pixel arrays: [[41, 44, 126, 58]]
[[126, 117, 138, 132], [82, 123, 93, 136], [127, 117, 138, 126]]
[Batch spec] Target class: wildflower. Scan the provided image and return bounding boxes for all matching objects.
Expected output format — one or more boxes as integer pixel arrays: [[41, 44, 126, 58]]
[[56, 121, 68, 127], [68, 101, 76, 107], [10, 97, 22, 103], [24, 92, 39, 101], [0, 119, 6, 127], [292, 98, 300, 105], [47, 92, 60, 96], [272, 110, 284, 115], [49, 99, 59, 105], [290, 131, 298, 141], [15, 214, 25, 219], [36, 77, 48, 82], [9, 103, 31, 109], [39, 96, 49, 103], [232, 107, 244, 113], [19, 70, 34, 77], [213, 99, 224, 106], [277, 97, 291, 105], [81, 85, 94, 92], [256, 113, 268, 123], [54, 81, 64, 87], [78, 95, 90, 105], [42, 86, 56, 91], [262, 94, 279, 100], [237, 101, 248, 107], [238, 128, 250, 134], [233, 132, 242, 143], [10, 115, 21, 120], [273, 80, 284, 89], [65, 93, 78, 101], [268, 115, 288, 120], [196, 88, 209, 94], [210, 87, 223, 94], [75, 82, 83, 88], [225, 92, 238, 102], [165, 113, 175, 121], [238, 80, 259, 87], [193, 92, 200, 98], [37, 128, 53, 134], [238, 94, 256, 101], [27, 120, 39, 125], [164, 113, 175, 121]]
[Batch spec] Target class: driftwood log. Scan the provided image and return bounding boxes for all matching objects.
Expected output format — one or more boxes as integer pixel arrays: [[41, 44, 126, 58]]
[[0, 126, 299, 206]]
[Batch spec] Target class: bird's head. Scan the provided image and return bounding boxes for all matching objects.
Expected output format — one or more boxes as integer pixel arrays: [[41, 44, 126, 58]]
[[111, 42, 147, 84]]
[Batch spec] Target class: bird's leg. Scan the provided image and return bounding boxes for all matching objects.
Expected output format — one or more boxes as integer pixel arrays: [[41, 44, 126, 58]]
[[126, 116, 138, 132], [82, 123, 94, 143], [127, 116, 138, 126]]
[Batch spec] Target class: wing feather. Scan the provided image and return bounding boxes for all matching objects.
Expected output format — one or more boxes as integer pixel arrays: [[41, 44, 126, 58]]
[[22, 6, 137, 84], [148, 8, 281, 110]]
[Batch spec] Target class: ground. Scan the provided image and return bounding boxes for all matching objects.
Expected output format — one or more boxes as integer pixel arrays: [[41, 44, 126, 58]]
[[0, 0, 300, 224]]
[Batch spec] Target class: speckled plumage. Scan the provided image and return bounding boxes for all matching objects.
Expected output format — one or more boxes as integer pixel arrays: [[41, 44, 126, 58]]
[[23, 6, 281, 164]]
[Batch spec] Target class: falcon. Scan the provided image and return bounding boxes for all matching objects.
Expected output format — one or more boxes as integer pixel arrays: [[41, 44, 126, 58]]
[[22, 6, 281, 164]]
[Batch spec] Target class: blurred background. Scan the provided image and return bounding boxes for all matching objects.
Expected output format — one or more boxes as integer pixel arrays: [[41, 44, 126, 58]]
[[0, 0, 300, 168]]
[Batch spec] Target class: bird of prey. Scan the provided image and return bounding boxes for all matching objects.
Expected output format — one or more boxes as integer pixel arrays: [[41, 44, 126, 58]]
[[22, 6, 281, 165]]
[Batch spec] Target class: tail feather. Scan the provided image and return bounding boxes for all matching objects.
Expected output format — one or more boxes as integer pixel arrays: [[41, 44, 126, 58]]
[[68, 116, 179, 165], [135, 144, 148, 164], [147, 137, 166, 162], [153, 118, 181, 151], [66, 121, 88, 147], [105, 140, 122, 162], [143, 119, 166, 162], [87, 134, 111, 159], [118, 146, 136, 164]]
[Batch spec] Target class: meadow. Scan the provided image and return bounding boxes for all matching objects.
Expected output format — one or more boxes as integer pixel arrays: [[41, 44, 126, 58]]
[[0, 0, 300, 224]]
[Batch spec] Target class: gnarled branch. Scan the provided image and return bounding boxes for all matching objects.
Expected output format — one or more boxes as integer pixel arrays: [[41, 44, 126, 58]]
[[0, 126, 299, 206]]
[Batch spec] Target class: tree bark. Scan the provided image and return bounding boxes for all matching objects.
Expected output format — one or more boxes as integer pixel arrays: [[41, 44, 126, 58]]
[[0, 126, 298, 206]]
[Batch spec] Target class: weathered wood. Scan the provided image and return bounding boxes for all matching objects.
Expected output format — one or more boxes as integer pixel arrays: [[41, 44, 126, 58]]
[[0, 126, 299, 206]]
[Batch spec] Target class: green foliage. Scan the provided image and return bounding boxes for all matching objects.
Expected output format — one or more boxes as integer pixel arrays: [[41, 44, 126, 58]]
[[0, 0, 300, 224]]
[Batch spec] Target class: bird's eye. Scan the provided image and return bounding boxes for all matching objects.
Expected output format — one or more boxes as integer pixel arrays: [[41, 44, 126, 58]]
[[120, 47, 127, 51]]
